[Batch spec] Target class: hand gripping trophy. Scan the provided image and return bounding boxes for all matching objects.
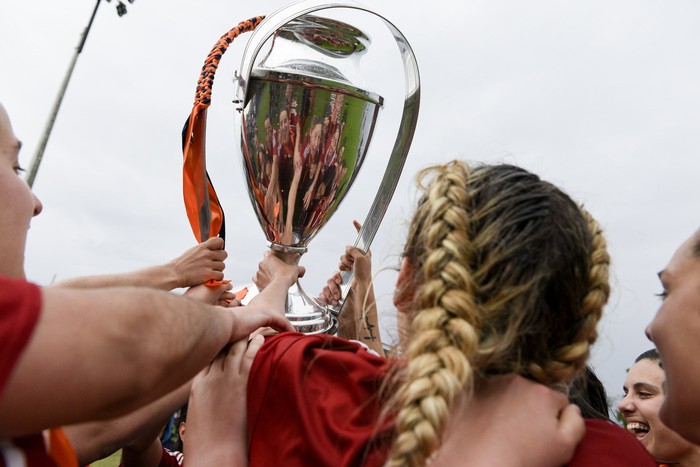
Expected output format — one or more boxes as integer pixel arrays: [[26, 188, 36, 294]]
[[181, 0, 420, 335]]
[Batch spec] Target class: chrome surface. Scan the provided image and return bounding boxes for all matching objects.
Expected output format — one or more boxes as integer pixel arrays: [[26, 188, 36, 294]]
[[234, 0, 420, 334]]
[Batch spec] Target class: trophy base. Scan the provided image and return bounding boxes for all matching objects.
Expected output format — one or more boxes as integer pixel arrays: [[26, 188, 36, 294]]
[[285, 280, 337, 334], [286, 305, 338, 335]]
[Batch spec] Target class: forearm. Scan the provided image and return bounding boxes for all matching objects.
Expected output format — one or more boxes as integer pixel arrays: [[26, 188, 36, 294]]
[[185, 443, 247, 467], [0, 287, 232, 436], [121, 438, 167, 467], [51, 264, 178, 291], [64, 382, 191, 465], [343, 281, 383, 355], [249, 276, 291, 314]]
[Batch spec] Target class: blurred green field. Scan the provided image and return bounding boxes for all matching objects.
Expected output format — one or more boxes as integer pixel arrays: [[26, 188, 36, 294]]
[[92, 450, 121, 467]]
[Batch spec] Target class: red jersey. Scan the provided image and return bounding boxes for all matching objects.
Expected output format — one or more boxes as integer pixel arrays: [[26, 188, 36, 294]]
[[570, 419, 656, 466], [247, 333, 656, 467]]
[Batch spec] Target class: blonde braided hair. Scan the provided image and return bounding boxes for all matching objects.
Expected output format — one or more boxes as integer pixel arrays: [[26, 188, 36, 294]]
[[386, 161, 610, 466]]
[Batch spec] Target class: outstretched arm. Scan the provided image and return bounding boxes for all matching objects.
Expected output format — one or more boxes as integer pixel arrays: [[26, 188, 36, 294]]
[[319, 220, 383, 354], [51, 237, 227, 291], [63, 382, 191, 465], [0, 285, 292, 437]]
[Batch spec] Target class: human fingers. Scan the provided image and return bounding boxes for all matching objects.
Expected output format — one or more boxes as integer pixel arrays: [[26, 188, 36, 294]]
[[201, 241, 227, 264], [202, 236, 225, 251], [195, 345, 226, 381], [258, 254, 303, 287], [352, 219, 362, 233], [173, 239, 229, 287], [317, 271, 341, 298], [339, 250, 355, 271], [184, 282, 232, 304], [223, 297, 242, 307], [347, 244, 371, 259], [187, 237, 226, 265], [209, 268, 226, 281], [209, 257, 226, 271], [328, 276, 342, 302], [252, 252, 274, 289], [225, 339, 248, 373], [316, 292, 328, 306], [230, 307, 293, 342], [248, 327, 277, 341], [318, 283, 338, 306], [241, 334, 265, 375], [252, 270, 266, 290], [345, 246, 371, 281], [217, 291, 236, 306]]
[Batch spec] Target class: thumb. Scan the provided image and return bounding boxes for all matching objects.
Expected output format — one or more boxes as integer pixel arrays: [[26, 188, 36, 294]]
[[352, 219, 362, 233]]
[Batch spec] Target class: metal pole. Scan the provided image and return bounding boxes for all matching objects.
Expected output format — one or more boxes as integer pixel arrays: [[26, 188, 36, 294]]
[[26, 0, 102, 188]]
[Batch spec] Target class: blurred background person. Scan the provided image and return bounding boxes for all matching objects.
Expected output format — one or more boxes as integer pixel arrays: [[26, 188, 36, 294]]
[[619, 348, 700, 466]]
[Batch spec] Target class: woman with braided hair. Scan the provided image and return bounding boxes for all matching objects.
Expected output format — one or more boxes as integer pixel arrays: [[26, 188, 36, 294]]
[[242, 160, 655, 466]]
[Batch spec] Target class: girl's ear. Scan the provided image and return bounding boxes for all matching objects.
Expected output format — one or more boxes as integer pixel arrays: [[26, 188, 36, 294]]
[[394, 257, 414, 314], [395, 257, 415, 351]]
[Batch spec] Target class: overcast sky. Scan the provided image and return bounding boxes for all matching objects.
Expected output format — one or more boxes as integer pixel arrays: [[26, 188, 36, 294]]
[[2, 0, 699, 409]]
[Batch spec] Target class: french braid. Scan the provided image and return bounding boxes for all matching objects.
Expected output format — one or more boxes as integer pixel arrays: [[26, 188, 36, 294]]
[[388, 162, 478, 467], [526, 209, 610, 384], [387, 161, 611, 465]]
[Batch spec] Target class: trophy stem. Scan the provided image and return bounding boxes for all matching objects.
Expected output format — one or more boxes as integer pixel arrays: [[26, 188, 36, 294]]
[[285, 280, 337, 335]]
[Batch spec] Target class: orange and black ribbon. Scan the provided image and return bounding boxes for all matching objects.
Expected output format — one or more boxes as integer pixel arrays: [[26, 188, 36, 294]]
[[181, 16, 265, 245]]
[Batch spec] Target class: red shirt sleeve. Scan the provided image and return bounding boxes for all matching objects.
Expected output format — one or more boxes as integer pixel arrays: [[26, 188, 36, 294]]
[[0, 276, 42, 398], [569, 419, 657, 466]]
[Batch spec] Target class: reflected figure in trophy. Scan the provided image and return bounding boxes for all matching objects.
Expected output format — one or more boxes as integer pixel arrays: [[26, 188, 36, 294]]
[[275, 108, 295, 185], [301, 117, 324, 213]]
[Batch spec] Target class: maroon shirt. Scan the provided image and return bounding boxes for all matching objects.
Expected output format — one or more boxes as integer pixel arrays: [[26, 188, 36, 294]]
[[247, 333, 656, 466]]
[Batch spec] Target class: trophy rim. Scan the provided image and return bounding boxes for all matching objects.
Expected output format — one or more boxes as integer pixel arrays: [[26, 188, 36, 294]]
[[250, 68, 384, 106]]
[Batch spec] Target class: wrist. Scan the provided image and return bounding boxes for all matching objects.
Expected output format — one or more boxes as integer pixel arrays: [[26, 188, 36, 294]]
[[159, 262, 182, 290], [215, 305, 237, 344], [270, 275, 297, 290]]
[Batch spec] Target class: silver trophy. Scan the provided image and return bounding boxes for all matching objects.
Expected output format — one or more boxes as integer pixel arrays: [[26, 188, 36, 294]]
[[234, 0, 420, 334]]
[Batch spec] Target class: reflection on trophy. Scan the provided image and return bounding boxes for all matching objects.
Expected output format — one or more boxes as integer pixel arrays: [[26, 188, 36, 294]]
[[233, 1, 420, 335]]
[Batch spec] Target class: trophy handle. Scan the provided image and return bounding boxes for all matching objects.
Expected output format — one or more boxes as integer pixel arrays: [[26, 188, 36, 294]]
[[234, 0, 420, 318]]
